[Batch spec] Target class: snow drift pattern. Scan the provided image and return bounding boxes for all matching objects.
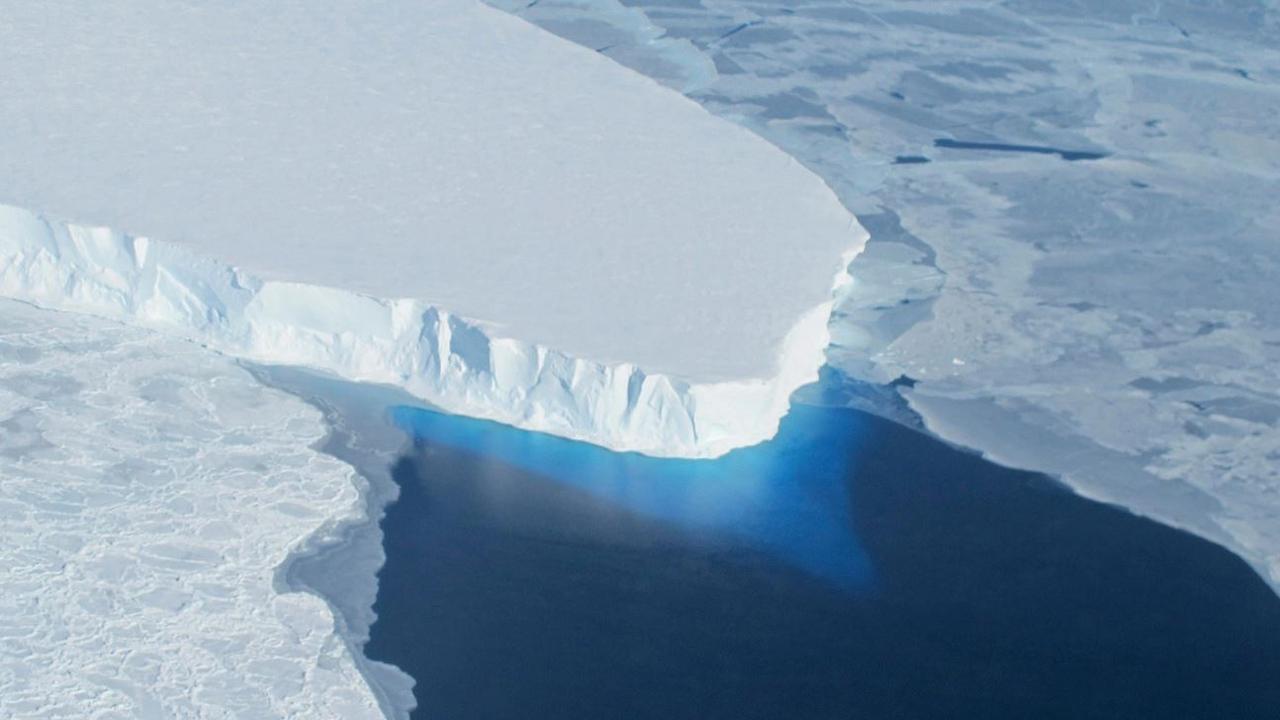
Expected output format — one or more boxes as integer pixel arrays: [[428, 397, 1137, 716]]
[[0, 204, 850, 458]]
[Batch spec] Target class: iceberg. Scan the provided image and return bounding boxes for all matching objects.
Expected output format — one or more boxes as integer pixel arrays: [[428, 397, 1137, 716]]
[[0, 0, 864, 457]]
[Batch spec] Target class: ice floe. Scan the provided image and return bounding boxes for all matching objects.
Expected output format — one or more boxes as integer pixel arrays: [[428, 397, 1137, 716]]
[[0, 300, 394, 718]]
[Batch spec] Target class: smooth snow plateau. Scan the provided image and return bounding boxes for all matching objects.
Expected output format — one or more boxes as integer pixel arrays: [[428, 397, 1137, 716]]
[[0, 0, 864, 457]]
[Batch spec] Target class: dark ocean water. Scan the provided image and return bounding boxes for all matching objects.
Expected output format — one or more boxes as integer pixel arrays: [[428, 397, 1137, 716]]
[[362, 381, 1280, 720]]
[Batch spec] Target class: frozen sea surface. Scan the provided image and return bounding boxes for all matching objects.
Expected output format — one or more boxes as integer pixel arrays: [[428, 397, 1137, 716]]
[[0, 300, 394, 718], [488, 0, 1280, 590]]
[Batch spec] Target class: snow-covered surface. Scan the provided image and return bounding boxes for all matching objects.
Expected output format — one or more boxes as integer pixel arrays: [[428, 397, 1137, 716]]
[[258, 365, 433, 720], [0, 300, 390, 718], [492, 0, 1280, 590], [0, 0, 862, 457]]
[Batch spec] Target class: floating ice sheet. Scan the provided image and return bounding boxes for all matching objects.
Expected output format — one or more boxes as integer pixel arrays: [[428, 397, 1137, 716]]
[[0, 0, 863, 458]]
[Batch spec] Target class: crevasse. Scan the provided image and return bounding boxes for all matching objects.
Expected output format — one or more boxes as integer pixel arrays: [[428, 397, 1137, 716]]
[[0, 204, 854, 458]]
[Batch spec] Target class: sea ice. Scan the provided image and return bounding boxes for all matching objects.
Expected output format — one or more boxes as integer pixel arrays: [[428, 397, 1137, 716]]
[[0, 0, 863, 458], [0, 300, 397, 718]]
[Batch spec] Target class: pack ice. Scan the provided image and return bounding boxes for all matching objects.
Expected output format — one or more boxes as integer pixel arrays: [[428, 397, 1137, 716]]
[[0, 0, 863, 457]]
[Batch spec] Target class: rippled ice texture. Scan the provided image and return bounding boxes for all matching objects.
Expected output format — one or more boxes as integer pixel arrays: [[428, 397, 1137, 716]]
[[0, 300, 383, 718], [490, 0, 1280, 590]]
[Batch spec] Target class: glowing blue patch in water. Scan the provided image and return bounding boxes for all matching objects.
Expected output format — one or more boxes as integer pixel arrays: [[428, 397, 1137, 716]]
[[389, 398, 875, 590]]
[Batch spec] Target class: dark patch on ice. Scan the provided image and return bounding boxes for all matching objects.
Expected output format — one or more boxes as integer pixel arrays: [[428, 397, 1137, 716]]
[[934, 138, 1109, 161], [0, 339, 44, 363], [3, 372, 85, 401], [1130, 377, 1204, 394], [1184, 420, 1210, 439], [1200, 397, 1280, 425], [756, 90, 834, 121], [1066, 301, 1100, 311], [855, 210, 939, 268], [893, 155, 931, 165], [717, 20, 760, 42], [0, 410, 55, 457]]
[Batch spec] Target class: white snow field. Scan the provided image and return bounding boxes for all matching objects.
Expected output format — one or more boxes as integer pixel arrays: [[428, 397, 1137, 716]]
[[0, 300, 397, 718], [491, 0, 1280, 590], [0, 0, 862, 459]]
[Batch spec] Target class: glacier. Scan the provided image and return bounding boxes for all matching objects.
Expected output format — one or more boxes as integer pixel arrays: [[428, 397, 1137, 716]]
[[0, 0, 863, 458]]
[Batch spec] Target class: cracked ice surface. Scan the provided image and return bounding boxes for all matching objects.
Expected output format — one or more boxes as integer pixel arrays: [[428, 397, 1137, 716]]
[[491, 0, 1280, 589], [0, 300, 386, 718]]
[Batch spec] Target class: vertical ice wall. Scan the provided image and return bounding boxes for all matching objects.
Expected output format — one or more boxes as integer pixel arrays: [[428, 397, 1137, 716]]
[[0, 0, 866, 457]]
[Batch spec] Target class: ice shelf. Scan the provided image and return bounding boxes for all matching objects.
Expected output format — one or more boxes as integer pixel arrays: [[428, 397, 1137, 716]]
[[0, 0, 864, 457]]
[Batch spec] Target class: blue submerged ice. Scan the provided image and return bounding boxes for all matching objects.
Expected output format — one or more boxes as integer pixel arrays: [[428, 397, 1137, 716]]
[[390, 395, 875, 590]]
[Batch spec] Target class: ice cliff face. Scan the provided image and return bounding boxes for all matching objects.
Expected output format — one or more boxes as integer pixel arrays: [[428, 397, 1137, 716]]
[[0, 0, 865, 456], [0, 204, 852, 458]]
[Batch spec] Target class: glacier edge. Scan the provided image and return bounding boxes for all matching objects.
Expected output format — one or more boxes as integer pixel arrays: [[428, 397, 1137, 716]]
[[0, 203, 861, 458]]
